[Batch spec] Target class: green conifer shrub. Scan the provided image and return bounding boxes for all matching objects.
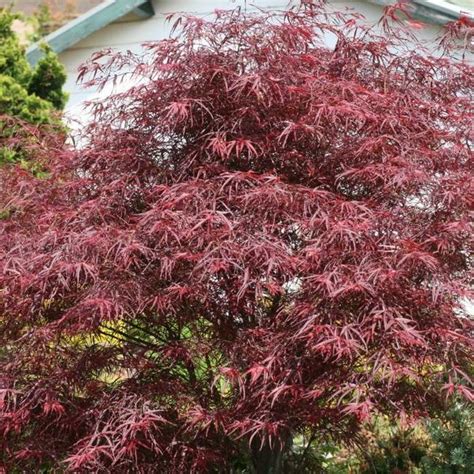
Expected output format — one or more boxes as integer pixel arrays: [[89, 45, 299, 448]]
[[0, 8, 67, 166]]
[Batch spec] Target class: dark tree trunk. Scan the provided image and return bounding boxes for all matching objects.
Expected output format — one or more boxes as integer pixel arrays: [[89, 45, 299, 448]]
[[250, 437, 292, 474]]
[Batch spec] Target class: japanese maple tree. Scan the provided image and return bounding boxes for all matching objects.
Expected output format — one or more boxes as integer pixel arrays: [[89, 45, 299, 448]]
[[1, 2, 473, 472]]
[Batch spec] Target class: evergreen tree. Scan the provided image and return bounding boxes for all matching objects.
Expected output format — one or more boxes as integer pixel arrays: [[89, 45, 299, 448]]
[[0, 8, 67, 165]]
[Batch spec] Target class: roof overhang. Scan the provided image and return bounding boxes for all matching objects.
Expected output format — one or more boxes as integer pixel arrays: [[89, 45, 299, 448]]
[[26, 0, 473, 67], [368, 0, 473, 25], [26, 0, 155, 66]]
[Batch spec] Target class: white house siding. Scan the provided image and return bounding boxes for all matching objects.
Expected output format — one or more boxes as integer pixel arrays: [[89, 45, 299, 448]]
[[60, 0, 443, 116]]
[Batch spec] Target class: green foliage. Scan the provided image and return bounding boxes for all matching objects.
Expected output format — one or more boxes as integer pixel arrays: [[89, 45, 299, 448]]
[[0, 75, 52, 123], [282, 435, 361, 473], [0, 10, 31, 86], [353, 406, 474, 474], [356, 418, 428, 474], [28, 46, 68, 110], [421, 403, 474, 474], [281, 423, 427, 473], [0, 7, 67, 165], [276, 406, 473, 474]]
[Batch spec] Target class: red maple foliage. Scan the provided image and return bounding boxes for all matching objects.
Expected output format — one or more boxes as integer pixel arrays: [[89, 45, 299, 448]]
[[1, 3, 473, 472]]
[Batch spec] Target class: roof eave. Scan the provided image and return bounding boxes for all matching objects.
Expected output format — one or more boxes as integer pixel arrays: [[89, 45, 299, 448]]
[[26, 0, 155, 66], [368, 0, 472, 26]]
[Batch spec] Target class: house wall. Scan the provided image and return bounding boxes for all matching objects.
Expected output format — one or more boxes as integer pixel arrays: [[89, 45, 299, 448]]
[[59, 0, 442, 116]]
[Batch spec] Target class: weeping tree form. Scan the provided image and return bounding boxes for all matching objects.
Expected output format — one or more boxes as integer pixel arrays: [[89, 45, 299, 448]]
[[1, 2, 473, 472]]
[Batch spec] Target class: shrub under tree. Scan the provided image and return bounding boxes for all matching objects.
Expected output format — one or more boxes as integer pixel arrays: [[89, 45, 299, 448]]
[[0, 2, 473, 472]]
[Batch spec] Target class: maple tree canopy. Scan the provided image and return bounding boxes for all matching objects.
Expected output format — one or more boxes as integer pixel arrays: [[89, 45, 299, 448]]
[[0, 2, 473, 472]]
